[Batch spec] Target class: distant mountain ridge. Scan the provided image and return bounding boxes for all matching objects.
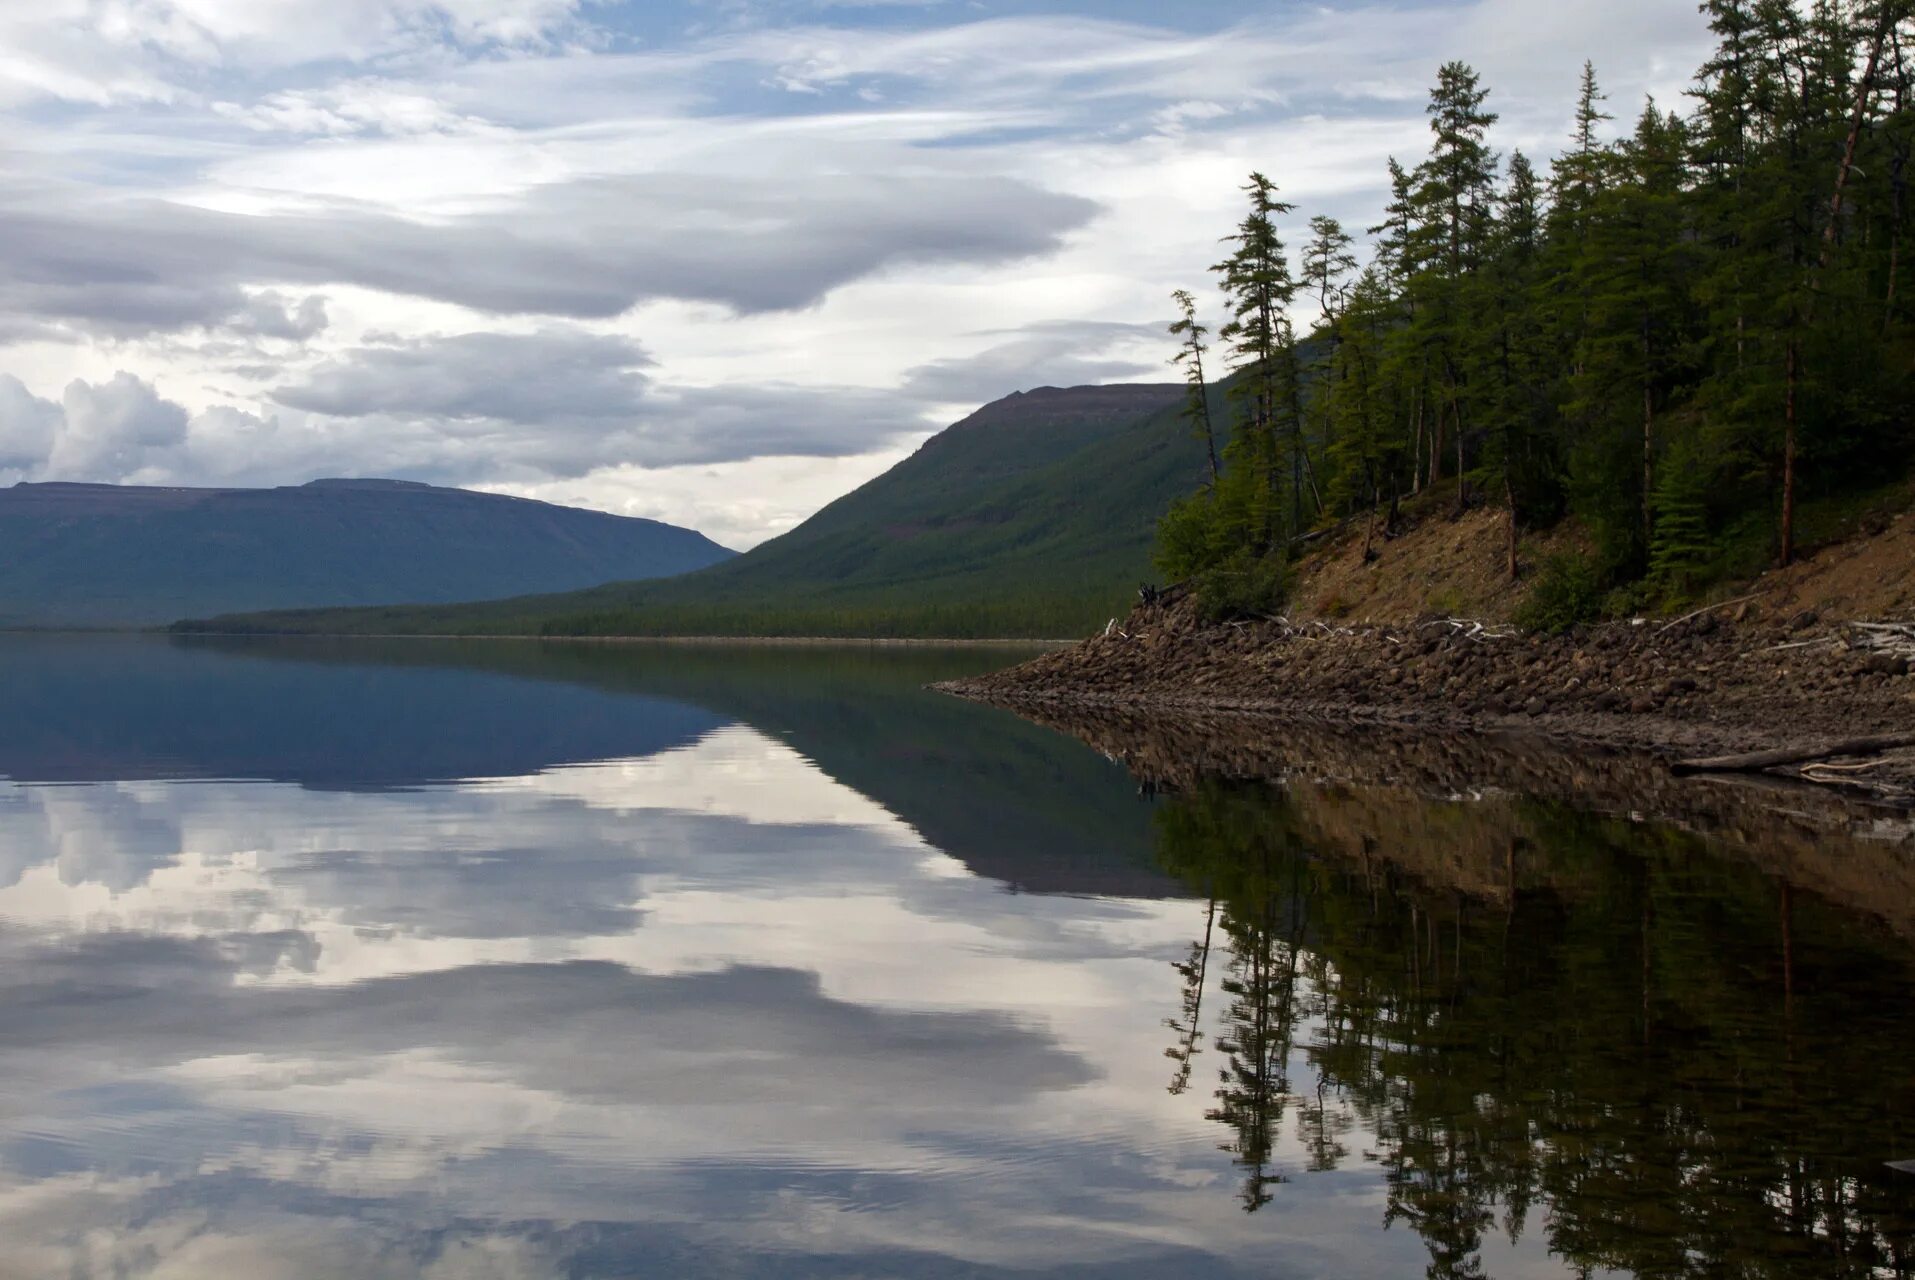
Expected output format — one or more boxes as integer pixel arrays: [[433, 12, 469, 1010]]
[[0, 478, 734, 628], [184, 381, 1204, 638]]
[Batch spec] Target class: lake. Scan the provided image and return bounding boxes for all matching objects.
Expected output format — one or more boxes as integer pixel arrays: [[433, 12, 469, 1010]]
[[0, 634, 1912, 1278]]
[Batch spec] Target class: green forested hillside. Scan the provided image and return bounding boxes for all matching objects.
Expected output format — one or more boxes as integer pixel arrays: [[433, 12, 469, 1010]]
[[183, 384, 1195, 638], [1157, 4, 1915, 627]]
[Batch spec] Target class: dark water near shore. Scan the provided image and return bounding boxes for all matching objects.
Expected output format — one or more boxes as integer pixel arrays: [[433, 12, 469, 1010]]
[[1, 634, 1913, 1278]]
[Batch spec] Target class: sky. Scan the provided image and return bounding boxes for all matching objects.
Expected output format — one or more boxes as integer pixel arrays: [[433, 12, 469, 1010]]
[[0, 0, 1716, 550]]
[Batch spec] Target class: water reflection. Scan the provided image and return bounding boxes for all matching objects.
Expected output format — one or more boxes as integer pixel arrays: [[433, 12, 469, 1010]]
[[0, 636, 1909, 1277], [1125, 726, 1915, 1278]]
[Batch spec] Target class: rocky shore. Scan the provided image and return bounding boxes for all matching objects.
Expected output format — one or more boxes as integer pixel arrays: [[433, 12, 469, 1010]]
[[939, 592, 1915, 797]]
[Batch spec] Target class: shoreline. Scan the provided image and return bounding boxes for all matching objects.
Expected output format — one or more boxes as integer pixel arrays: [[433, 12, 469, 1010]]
[[937, 595, 1915, 799], [89, 631, 1074, 649]]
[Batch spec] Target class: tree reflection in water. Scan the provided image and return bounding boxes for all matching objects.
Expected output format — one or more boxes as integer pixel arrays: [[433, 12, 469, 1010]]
[[1153, 776, 1915, 1278]]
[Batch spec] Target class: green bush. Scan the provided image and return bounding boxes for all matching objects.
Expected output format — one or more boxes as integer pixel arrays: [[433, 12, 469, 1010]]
[[1195, 548, 1290, 621], [1154, 491, 1223, 582], [1514, 553, 1604, 634]]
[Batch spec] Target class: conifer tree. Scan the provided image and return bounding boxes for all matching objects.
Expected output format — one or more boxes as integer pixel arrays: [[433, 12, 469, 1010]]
[[1369, 158, 1433, 491], [1476, 150, 1551, 577], [1412, 62, 1501, 504], [1567, 101, 1698, 566], [1302, 215, 1358, 319], [1170, 289, 1221, 484], [1214, 172, 1300, 550]]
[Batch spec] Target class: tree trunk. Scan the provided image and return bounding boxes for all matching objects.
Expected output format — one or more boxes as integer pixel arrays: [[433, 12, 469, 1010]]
[[1672, 731, 1915, 775], [1504, 471, 1518, 581], [1822, 15, 1890, 271], [1886, 217, 1903, 333], [1643, 375, 1655, 550], [1297, 430, 1325, 520], [1195, 353, 1220, 484], [1780, 6, 1889, 569], [1410, 392, 1424, 495], [1782, 333, 1798, 567], [1454, 397, 1467, 513]]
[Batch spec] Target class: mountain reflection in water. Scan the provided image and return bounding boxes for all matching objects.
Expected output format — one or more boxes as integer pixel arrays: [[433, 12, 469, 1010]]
[[0, 635, 1910, 1278]]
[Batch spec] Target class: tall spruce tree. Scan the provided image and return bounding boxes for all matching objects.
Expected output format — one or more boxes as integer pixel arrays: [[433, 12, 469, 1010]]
[[1413, 62, 1501, 506], [1214, 172, 1301, 550], [1476, 150, 1552, 578], [1568, 101, 1698, 570]]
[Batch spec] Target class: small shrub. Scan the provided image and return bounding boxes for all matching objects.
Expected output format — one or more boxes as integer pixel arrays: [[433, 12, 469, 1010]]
[[1514, 553, 1605, 634], [1602, 582, 1648, 619], [1317, 591, 1354, 619], [1154, 492, 1221, 583], [1195, 549, 1290, 621], [1424, 586, 1467, 617]]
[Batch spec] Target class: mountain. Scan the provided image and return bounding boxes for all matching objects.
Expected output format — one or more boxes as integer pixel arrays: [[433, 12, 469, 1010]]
[[184, 382, 1201, 638], [0, 478, 734, 628]]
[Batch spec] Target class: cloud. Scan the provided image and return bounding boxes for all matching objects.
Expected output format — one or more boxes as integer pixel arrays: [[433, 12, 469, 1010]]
[[275, 329, 655, 425], [46, 373, 190, 480], [269, 326, 933, 472], [0, 375, 59, 473], [236, 292, 331, 342], [213, 81, 504, 138], [901, 319, 1169, 403], [0, 326, 940, 489], [0, 172, 1100, 341], [0, 373, 283, 486], [0, 1, 593, 107]]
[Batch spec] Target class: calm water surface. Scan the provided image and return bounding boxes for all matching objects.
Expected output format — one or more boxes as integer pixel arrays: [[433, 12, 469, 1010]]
[[0, 634, 1912, 1278]]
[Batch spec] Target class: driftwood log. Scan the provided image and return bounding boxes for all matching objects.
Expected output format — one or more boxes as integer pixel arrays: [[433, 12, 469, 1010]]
[[1672, 732, 1915, 776], [1654, 592, 1763, 635]]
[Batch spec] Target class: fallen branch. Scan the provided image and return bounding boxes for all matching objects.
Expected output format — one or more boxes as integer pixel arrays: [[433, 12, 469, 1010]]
[[1800, 758, 1890, 774], [1766, 636, 1839, 652], [1416, 617, 1515, 642], [1850, 621, 1915, 659], [1672, 732, 1915, 776], [1656, 593, 1763, 635]]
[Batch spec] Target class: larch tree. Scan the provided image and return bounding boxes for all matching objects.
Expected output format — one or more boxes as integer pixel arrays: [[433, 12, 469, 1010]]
[[1170, 289, 1221, 484]]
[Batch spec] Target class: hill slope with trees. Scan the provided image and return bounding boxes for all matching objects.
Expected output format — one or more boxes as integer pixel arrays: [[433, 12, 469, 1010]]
[[1156, 1, 1915, 630], [181, 384, 1195, 638]]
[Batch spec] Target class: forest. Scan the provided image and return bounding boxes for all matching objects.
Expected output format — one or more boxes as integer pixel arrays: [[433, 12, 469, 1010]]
[[1159, 0, 1915, 629]]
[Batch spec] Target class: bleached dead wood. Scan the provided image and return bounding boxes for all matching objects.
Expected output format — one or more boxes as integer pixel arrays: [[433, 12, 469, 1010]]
[[1416, 618, 1515, 642], [1672, 732, 1915, 776], [1767, 636, 1840, 653], [1850, 621, 1915, 659], [1655, 593, 1763, 635]]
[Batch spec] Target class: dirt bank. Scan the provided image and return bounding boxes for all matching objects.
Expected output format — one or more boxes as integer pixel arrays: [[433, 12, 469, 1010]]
[[940, 592, 1915, 796], [1282, 480, 1915, 626]]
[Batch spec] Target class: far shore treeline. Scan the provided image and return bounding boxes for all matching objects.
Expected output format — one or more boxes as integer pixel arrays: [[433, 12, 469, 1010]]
[[1160, 0, 1915, 629]]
